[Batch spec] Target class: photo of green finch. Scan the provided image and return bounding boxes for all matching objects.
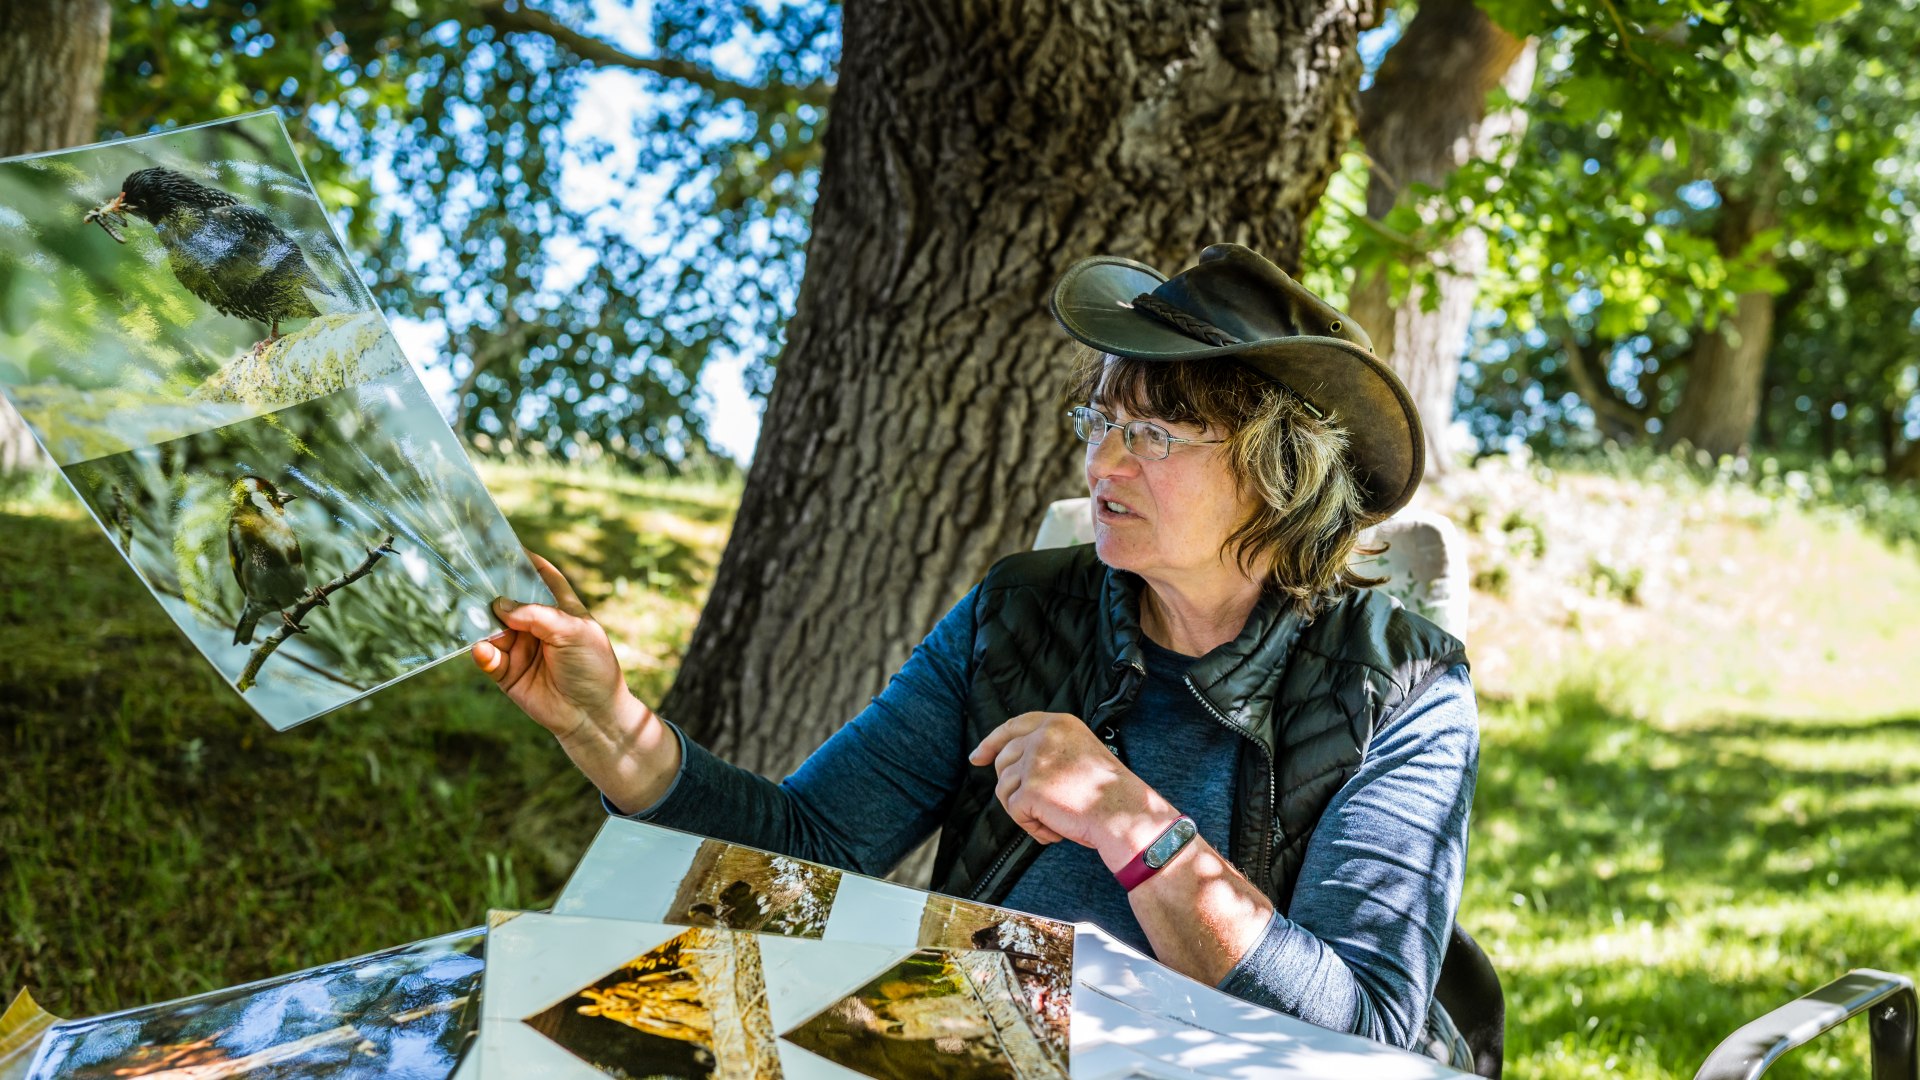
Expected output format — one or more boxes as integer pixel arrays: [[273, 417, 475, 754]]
[[228, 475, 313, 645]]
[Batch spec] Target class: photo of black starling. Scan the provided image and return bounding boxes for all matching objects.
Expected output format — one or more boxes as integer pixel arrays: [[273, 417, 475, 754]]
[[88, 167, 335, 349], [228, 475, 312, 645]]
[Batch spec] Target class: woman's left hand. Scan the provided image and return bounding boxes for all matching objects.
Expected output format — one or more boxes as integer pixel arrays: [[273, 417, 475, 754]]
[[969, 712, 1179, 864]]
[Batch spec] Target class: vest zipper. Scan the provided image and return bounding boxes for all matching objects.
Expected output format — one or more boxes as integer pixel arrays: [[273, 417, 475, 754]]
[[1183, 674, 1275, 883], [969, 659, 1145, 903], [967, 833, 1031, 901]]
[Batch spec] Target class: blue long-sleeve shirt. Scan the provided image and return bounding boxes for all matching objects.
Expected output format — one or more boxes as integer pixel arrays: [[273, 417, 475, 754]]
[[609, 583, 1478, 1050]]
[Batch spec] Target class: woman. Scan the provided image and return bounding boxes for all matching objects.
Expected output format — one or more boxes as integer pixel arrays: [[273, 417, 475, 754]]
[[474, 244, 1478, 1065]]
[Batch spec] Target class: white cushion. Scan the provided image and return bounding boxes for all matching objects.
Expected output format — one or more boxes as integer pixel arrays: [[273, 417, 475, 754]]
[[1032, 497, 1467, 637]]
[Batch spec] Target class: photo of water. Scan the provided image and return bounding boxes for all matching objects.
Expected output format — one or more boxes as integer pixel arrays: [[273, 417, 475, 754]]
[[25, 929, 485, 1079]]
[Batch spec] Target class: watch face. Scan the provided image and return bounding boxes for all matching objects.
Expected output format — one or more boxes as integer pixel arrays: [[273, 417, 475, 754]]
[[1144, 817, 1198, 868]]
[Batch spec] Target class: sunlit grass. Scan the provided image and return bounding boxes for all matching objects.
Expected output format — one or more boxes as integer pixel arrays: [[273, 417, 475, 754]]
[[1461, 529, 1920, 1079]]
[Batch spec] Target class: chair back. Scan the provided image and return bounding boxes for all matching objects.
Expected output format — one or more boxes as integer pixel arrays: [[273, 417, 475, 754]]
[[1032, 497, 1468, 636], [1437, 924, 1505, 1078]]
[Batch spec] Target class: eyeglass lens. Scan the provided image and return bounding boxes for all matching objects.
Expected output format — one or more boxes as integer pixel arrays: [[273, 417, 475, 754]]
[[1070, 406, 1171, 459]]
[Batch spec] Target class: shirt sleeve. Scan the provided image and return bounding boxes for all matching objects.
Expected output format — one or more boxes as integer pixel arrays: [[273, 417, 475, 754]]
[[600, 585, 982, 878], [1214, 662, 1479, 1049]]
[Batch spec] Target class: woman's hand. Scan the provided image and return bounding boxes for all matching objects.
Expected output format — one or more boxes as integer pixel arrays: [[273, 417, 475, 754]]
[[473, 552, 680, 814], [969, 712, 1182, 870], [473, 552, 630, 744]]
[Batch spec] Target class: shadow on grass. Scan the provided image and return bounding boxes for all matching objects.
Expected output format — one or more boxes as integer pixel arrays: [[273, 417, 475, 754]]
[[0, 510, 601, 1017], [1472, 681, 1919, 1078], [1477, 683, 1920, 916]]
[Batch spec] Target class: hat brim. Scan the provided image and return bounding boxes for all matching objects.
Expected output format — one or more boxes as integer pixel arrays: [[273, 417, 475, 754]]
[[1051, 256, 1423, 521]]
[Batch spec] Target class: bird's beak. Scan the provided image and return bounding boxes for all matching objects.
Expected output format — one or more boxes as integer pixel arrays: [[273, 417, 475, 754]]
[[84, 193, 130, 244]]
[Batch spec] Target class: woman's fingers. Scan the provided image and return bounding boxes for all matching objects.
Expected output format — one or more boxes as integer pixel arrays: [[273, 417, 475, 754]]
[[472, 627, 538, 687], [525, 550, 591, 617], [471, 637, 505, 676], [493, 597, 589, 643], [969, 711, 1048, 766], [995, 768, 1063, 844]]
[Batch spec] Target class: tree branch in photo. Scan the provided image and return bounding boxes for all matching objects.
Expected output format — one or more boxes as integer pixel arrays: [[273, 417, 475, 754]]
[[472, 0, 831, 110], [238, 535, 398, 692]]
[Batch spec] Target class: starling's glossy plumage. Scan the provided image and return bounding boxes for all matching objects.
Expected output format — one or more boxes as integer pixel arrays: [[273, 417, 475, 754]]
[[228, 476, 308, 646], [108, 167, 335, 340]]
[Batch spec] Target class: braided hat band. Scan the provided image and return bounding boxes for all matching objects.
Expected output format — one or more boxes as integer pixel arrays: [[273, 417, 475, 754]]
[[1130, 294, 1239, 347]]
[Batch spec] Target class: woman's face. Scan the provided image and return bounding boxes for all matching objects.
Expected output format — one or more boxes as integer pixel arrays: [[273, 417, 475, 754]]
[[1083, 399, 1259, 591]]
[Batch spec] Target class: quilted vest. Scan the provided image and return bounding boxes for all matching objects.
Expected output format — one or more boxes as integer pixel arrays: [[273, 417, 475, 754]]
[[929, 543, 1468, 912]]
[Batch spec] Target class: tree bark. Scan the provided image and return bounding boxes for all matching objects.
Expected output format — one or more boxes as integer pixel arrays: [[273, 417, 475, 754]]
[[661, 0, 1372, 779], [1346, 0, 1535, 477], [1660, 198, 1776, 458], [0, 0, 110, 472], [1657, 288, 1774, 457], [1890, 441, 1920, 484]]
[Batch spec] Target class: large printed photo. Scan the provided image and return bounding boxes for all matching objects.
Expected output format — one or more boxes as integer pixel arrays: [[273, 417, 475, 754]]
[[0, 111, 552, 728]]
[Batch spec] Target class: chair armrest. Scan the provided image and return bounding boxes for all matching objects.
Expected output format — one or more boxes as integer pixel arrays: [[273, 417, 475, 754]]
[[1693, 969, 1917, 1080]]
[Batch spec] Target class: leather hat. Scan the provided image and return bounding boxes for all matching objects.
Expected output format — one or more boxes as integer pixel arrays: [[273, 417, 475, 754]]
[[1050, 243, 1423, 520]]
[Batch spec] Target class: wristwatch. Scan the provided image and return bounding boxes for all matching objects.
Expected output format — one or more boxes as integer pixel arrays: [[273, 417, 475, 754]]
[[1114, 815, 1198, 892]]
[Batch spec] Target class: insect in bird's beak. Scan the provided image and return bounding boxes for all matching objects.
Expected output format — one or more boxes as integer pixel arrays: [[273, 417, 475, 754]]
[[83, 192, 130, 244]]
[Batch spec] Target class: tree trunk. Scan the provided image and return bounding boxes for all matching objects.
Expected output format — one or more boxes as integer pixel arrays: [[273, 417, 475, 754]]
[[0, 0, 111, 473], [661, 0, 1372, 777], [1660, 195, 1777, 458], [1657, 288, 1774, 457], [1346, 0, 1535, 478], [1890, 441, 1920, 484]]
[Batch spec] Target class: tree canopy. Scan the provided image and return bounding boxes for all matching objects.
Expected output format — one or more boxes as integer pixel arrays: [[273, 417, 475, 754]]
[[85, 0, 1920, 477], [1300, 0, 1916, 467], [100, 0, 835, 468]]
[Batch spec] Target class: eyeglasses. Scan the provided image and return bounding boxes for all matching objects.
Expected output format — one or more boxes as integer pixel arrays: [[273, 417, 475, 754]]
[[1067, 405, 1225, 460]]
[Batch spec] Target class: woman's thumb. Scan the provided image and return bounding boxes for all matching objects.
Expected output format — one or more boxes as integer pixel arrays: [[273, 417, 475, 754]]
[[492, 597, 581, 643]]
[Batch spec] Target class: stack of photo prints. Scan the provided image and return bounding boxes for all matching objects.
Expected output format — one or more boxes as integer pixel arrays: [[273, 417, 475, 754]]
[[11, 816, 1465, 1080], [0, 110, 552, 730], [1, 117, 1465, 1079]]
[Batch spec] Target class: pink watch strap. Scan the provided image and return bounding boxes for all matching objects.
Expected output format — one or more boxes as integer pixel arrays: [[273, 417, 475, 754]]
[[1114, 815, 1198, 892]]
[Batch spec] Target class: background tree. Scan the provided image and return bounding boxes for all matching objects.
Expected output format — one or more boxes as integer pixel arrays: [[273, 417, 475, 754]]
[[1345, 0, 1536, 477], [659, 0, 1377, 773], [8, 0, 839, 471], [0, 0, 111, 471], [1312, 0, 1865, 468], [1457, 0, 1908, 462]]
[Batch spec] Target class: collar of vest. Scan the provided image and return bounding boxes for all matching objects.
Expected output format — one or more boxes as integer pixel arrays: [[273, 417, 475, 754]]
[[1097, 563, 1312, 748]]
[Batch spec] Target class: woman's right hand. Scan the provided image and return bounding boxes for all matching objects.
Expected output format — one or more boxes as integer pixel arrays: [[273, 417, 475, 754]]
[[473, 551, 681, 813], [473, 551, 629, 742]]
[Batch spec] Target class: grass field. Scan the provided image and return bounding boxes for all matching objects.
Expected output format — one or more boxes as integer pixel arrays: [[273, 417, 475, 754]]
[[3, 453, 1918, 1078], [0, 461, 735, 1020]]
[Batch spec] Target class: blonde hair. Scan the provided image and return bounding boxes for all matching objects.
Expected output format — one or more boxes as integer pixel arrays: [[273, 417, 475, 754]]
[[1065, 350, 1382, 613]]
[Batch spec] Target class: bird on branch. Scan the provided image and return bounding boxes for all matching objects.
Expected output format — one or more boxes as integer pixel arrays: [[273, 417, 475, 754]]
[[86, 167, 335, 351], [228, 476, 320, 646]]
